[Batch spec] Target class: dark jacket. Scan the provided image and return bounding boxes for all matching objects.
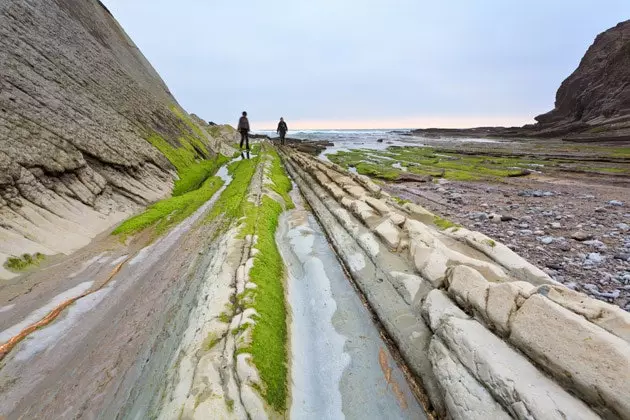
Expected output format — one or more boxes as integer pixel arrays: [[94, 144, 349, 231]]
[[277, 121, 288, 134], [238, 116, 250, 132]]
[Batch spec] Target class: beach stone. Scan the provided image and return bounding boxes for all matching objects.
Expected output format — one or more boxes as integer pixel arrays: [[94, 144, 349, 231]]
[[510, 294, 630, 419], [535, 284, 630, 343], [445, 227, 552, 285], [432, 311, 601, 420], [364, 196, 390, 215], [446, 265, 490, 315], [616, 223, 630, 231], [421, 289, 468, 331], [608, 200, 624, 206], [571, 231, 594, 241], [486, 281, 535, 333], [584, 239, 606, 249], [373, 218, 401, 250], [428, 338, 512, 420], [539, 236, 554, 245], [388, 212, 406, 227]]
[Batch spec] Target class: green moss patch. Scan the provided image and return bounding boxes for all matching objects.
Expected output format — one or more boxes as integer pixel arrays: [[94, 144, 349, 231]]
[[147, 133, 199, 173], [113, 175, 224, 238], [4, 253, 45, 272], [240, 195, 287, 411], [267, 148, 294, 209], [212, 144, 292, 412], [205, 157, 258, 226], [173, 155, 229, 196], [328, 146, 539, 182], [433, 216, 458, 230]]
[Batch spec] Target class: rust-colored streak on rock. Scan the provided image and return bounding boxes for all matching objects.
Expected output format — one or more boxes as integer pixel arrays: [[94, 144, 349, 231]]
[[390, 381, 409, 410], [378, 347, 409, 410], [0, 260, 127, 361], [379, 347, 392, 386]]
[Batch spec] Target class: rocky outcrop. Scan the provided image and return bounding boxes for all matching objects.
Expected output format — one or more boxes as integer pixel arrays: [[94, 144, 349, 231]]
[[535, 21, 630, 127], [283, 149, 630, 419], [413, 20, 630, 142], [0, 0, 235, 279]]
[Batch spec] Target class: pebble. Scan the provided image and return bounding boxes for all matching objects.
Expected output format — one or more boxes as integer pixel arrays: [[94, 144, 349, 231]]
[[615, 253, 630, 262], [571, 231, 593, 241], [616, 223, 629, 231], [551, 222, 561, 229], [520, 230, 533, 235], [558, 242, 572, 252], [469, 212, 488, 220], [608, 200, 624, 207], [583, 283, 599, 293], [489, 213, 502, 223], [518, 223, 529, 229], [584, 240, 606, 249], [587, 253, 604, 263], [599, 290, 621, 299], [539, 236, 554, 245], [534, 230, 545, 235]]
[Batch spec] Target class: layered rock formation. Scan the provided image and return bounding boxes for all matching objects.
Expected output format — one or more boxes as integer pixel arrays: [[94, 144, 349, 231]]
[[284, 149, 630, 419], [0, 0, 235, 278], [413, 19, 630, 141], [534, 20, 630, 140]]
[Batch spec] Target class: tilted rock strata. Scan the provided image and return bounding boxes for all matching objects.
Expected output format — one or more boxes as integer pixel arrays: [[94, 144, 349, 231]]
[[0, 0, 236, 278], [283, 149, 630, 419]]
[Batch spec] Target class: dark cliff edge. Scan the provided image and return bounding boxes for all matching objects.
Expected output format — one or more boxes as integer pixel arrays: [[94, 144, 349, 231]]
[[0, 0, 235, 278], [413, 20, 630, 143]]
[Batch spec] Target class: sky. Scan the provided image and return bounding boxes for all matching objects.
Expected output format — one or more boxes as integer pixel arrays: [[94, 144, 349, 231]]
[[101, 0, 629, 130]]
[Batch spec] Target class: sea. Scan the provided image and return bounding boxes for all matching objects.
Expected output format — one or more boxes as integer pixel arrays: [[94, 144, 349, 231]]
[[252, 129, 499, 159]]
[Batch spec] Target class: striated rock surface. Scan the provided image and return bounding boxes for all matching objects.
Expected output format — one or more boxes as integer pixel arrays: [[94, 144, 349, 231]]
[[0, 0, 235, 278]]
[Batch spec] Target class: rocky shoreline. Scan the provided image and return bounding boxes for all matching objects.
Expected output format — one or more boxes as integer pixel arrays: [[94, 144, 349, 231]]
[[384, 174, 630, 311]]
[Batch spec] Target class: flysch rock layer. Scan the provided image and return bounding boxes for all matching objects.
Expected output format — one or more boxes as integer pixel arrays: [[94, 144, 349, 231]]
[[0, 0, 236, 279], [282, 148, 630, 420]]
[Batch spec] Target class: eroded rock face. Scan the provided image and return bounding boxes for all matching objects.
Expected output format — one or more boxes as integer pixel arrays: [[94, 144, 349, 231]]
[[0, 0, 232, 277], [536, 20, 630, 126]]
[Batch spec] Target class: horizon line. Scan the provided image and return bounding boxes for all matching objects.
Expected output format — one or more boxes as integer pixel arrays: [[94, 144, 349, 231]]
[[211, 115, 537, 131]]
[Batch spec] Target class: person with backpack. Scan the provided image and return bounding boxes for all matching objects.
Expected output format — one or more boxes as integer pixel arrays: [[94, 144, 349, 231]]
[[277, 117, 288, 145], [237, 111, 250, 150]]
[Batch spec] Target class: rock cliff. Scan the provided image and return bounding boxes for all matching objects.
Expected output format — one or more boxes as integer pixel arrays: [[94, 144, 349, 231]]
[[413, 19, 630, 141], [534, 20, 630, 140], [0, 0, 236, 279], [536, 21, 630, 124]]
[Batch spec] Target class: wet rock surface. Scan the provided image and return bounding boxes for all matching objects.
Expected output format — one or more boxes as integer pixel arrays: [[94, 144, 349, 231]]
[[386, 176, 630, 311]]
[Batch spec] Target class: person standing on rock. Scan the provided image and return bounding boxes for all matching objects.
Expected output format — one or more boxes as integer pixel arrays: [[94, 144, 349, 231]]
[[277, 117, 288, 145], [238, 111, 250, 150]]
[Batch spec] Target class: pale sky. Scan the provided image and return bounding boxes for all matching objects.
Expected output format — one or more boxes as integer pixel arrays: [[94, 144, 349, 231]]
[[101, 0, 629, 130]]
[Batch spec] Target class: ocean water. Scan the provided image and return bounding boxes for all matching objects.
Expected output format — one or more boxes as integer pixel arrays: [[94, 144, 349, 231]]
[[253, 129, 499, 157]]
